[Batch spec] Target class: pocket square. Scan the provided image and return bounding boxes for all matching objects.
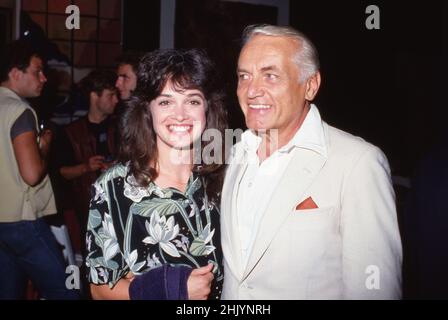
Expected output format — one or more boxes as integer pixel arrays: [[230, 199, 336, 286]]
[[295, 197, 318, 210]]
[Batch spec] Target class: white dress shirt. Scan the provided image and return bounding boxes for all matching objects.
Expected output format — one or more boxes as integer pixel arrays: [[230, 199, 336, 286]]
[[236, 104, 328, 268]]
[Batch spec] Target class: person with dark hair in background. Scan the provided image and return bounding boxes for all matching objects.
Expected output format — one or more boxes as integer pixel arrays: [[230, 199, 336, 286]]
[[0, 40, 79, 299], [115, 52, 142, 101], [86, 49, 227, 300], [57, 69, 119, 256], [114, 52, 143, 149], [220, 24, 402, 299]]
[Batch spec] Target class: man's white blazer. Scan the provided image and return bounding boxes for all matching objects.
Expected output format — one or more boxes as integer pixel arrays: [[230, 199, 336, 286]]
[[220, 120, 402, 300]]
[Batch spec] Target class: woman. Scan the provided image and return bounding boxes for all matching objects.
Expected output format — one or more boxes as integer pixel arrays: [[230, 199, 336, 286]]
[[85, 49, 227, 300]]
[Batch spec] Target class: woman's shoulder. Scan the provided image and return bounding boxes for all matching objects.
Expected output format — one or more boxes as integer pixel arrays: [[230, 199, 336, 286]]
[[95, 163, 128, 187]]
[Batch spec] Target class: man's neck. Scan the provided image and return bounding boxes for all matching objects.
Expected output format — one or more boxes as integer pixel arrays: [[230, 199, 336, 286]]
[[1, 81, 22, 98], [256, 103, 311, 162], [87, 109, 108, 124]]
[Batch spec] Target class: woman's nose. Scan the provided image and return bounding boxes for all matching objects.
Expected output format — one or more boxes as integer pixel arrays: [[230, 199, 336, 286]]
[[173, 105, 187, 121]]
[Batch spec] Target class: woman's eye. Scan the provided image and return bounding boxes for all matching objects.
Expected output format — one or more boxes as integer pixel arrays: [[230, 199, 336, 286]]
[[158, 100, 170, 106], [189, 100, 202, 106]]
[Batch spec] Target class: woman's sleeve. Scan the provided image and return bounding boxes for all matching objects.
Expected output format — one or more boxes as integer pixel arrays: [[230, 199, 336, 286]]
[[85, 179, 127, 288]]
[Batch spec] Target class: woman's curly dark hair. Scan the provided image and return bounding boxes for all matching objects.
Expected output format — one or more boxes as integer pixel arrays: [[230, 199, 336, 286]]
[[118, 49, 228, 201]]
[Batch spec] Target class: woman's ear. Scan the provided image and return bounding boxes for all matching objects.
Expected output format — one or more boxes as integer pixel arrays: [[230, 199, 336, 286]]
[[305, 71, 321, 101]]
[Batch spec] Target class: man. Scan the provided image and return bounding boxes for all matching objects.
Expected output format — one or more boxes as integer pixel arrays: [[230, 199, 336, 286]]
[[114, 52, 141, 149], [58, 70, 118, 246], [0, 40, 78, 299], [221, 24, 402, 299], [115, 52, 141, 100]]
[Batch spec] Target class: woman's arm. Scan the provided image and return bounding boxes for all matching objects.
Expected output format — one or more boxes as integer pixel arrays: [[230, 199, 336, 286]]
[[90, 277, 132, 300], [91, 264, 214, 300]]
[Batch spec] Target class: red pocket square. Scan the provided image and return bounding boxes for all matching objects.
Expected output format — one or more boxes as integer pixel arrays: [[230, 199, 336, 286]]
[[295, 197, 318, 210]]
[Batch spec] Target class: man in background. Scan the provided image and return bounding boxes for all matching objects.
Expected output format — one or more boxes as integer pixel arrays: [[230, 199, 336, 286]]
[[115, 52, 141, 101], [0, 40, 78, 299], [58, 69, 118, 249]]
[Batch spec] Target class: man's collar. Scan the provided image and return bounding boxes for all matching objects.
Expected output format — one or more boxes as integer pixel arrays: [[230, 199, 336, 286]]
[[241, 104, 328, 158], [0, 86, 21, 100]]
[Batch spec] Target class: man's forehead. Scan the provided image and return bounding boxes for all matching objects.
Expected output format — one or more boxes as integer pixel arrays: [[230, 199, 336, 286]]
[[29, 56, 43, 68], [238, 45, 294, 70], [239, 36, 298, 62], [102, 88, 117, 95], [118, 64, 135, 73]]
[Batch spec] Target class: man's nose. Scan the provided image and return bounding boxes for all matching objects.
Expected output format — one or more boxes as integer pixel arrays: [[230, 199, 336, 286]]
[[247, 77, 264, 98], [115, 78, 122, 89], [40, 72, 47, 83]]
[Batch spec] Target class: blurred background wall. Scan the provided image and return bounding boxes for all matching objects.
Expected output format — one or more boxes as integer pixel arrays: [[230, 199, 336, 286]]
[[1, 0, 446, 189]]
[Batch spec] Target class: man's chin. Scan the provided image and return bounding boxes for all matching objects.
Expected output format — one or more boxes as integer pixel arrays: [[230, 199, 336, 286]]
[[246, 122, 271, 132]]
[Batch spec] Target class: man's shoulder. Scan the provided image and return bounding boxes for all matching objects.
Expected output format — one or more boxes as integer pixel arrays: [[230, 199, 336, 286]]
[[0, 89, 32, 125], [66, 116, 87, 128], [324, 123, 387, 167], [0, 88, 28, 112], [64, 117, 88, 137]]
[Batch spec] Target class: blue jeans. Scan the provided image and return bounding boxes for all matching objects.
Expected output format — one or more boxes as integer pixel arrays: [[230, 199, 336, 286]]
[[0, 218, 79, 300]]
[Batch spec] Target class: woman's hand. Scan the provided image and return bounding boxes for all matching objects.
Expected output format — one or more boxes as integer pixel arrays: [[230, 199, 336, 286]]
[[187, 263, 214, 300]]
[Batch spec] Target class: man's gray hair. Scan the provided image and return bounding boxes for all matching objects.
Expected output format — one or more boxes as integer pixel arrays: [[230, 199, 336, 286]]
[[242, 24, 320, 82]]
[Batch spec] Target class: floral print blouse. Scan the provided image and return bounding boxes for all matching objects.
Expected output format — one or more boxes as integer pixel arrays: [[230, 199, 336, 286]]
[[85, 164, 223, 300]]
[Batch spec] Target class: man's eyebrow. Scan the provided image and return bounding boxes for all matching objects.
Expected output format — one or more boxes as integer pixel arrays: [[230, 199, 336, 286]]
[[118, 73, 129, 78], [260, 65, 279, 72], [158, 94, 172, 98], [237, 66, 279, 73], [236, 67, 249, 74]]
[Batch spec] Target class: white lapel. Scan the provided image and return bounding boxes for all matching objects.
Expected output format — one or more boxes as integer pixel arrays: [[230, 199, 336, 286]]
[[242, 148, 327, 280], [221, 146, 248, 279]]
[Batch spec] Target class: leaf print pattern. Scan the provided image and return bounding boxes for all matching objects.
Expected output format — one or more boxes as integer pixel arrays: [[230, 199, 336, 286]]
[[142, 212, 180, 257], [189, 223, 216, 257], [85, 163, 223, 299]]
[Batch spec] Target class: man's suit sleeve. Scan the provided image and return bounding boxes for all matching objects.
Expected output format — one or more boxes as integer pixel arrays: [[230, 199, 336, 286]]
[[340, 145, 402, 299]]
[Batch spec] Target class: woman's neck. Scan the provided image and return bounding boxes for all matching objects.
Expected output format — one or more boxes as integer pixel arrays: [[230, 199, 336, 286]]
[[154, 142, 194, 191]]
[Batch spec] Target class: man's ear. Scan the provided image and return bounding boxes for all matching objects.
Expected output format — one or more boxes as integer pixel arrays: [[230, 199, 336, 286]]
[[90, 91, 99, 103], [8, 67, 22, 82], [305, 71, 321, 101]]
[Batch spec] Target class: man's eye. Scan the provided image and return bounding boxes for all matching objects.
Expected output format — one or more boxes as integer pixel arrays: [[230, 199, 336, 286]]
[[238, 73, 249, 80], [266, 73, 278, 80]]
